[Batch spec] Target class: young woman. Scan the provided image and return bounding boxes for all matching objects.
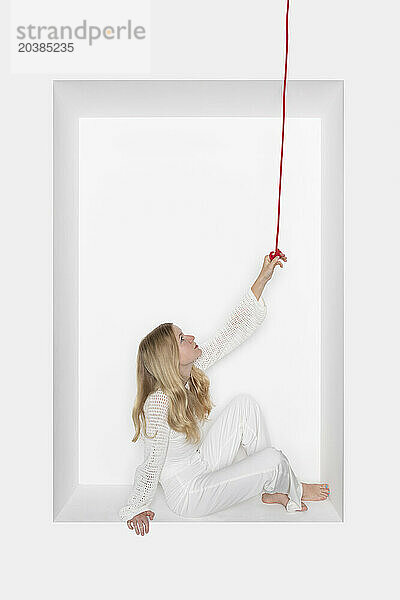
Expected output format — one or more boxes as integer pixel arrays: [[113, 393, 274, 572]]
[[120, 253, 330, 535]]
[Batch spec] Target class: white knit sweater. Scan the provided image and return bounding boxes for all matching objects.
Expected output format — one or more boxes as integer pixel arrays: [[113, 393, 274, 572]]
[[119, 287, 267, 522]]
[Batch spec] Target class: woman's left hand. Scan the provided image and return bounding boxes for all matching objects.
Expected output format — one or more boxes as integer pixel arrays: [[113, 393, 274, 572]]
[[259, 252, 287, 283]]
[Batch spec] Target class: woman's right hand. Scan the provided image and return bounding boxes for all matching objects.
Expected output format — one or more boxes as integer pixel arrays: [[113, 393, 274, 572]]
[[126, 510, 155, 535]]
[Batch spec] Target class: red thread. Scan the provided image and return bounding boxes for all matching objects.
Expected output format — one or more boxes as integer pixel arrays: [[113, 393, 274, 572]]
[[269, 0, 290, 262]]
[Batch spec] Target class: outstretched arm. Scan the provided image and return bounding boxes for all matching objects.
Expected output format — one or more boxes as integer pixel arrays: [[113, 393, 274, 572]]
[[194, 254, 287, 372]]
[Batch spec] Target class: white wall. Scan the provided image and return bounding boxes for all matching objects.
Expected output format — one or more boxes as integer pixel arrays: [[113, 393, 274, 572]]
[[78, 116, 321, 484]]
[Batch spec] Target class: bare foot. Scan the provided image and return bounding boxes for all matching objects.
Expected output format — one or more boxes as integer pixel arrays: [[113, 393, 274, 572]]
[[262, 492, 308, 512], [301, 483, 330, 501]]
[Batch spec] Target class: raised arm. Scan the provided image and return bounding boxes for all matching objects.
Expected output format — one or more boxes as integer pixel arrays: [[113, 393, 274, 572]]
[[119, 389, 171, 522], [193, 287, 267, 372], [193, 254, 286, 372]]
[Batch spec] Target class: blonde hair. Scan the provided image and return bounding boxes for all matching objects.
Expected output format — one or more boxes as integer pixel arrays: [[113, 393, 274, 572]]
[[131, 322, 213, 445]]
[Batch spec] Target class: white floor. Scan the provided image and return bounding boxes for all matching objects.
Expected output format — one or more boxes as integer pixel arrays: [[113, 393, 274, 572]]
[[54, 484, 342, 523]]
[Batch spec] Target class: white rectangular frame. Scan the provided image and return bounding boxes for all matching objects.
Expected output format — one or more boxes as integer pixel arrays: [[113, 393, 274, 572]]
[[53, 79, 344, 523]]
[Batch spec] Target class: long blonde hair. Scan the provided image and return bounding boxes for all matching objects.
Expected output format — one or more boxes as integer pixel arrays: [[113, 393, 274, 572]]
[[132, 322, 213, 445]]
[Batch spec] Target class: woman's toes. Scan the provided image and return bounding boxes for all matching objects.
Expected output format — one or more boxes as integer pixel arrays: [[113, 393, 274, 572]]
[[300, 501, 308, 511], [321, 485, 330, 500]]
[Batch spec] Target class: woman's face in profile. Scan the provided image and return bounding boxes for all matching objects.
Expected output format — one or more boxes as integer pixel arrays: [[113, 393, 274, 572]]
[[172, 324, 202, 366]]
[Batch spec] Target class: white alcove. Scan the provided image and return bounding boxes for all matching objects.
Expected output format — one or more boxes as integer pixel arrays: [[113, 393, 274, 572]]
[[53, 79, 343, 523]]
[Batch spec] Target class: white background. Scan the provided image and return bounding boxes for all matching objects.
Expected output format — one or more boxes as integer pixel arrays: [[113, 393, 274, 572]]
[[78, 116, 320, 484], [2, 1, 399, 599]]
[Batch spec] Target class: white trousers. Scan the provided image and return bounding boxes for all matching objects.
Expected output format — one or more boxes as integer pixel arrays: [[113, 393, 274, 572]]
[[162, 394, 303, 517]]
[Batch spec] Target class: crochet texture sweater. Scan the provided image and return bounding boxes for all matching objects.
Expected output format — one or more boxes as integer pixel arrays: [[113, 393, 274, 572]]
[[119, 287, 267, 522]]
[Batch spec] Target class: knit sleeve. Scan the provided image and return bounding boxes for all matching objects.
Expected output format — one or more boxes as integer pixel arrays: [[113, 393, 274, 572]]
[[193, 287, 267, 372], [119, 389, 171, 522]]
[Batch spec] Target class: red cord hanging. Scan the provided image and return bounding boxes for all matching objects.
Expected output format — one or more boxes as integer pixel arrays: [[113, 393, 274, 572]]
[[269, 0, 290, 262]]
